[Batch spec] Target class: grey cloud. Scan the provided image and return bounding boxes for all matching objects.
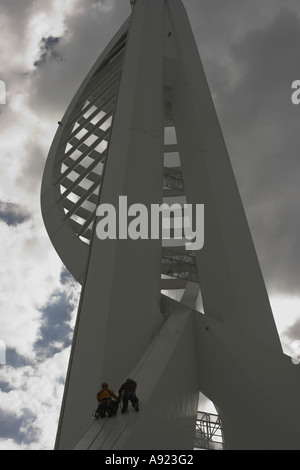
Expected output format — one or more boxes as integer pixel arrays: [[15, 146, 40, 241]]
[[89, 0, 114, 8], [60, 267, 75, 286], [4, 348, 34, 369], [226, 9, 300, 131], [1, 0, 35, 17], [197, 8, 300, 296], [1, 0, 36, 41], [27, 1, 130, 120], [0, 201, 31, 226], [282, 318, 300, 344], [34, 290, 74, 360], [14, 140, 46, 197], [0, 381, 13, 393], [34, 36, 63, 68], [0, 408, 38, 445]]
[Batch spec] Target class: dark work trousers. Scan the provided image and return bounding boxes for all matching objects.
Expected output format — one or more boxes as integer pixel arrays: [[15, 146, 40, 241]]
[[121, 391, 139, 412]]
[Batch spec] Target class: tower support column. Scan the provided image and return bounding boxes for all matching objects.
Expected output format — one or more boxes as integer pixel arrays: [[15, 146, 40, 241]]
[[55, 0, 166, 450]]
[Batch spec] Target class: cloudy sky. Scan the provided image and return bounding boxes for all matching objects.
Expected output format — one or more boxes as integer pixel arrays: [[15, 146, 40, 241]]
[[0, 0, 299, 450]]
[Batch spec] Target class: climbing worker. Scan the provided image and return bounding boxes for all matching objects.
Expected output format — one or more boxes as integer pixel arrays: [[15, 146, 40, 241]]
[[118, 378, 139, 414], [95, 382, 119, 418]]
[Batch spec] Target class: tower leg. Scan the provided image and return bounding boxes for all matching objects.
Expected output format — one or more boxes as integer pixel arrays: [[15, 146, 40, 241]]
[[194, 307, 300, 449], [55, 0, 166, 450], [73, 302, 200, 450], [168, 0, 282, 351]]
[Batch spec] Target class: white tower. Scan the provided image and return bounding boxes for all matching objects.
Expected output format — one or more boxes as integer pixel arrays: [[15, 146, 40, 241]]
[[41, 0, 300, 450]]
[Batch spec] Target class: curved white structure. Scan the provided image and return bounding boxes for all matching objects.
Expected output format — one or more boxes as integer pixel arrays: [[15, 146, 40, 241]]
[[41, 0, 300, 450]]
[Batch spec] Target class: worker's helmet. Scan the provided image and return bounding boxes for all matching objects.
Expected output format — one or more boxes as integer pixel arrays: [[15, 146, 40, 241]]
[[102, 382, 108, 388]]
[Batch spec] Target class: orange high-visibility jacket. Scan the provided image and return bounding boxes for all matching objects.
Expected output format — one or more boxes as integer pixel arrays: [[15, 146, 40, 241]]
[[97, 388, 118, 402]]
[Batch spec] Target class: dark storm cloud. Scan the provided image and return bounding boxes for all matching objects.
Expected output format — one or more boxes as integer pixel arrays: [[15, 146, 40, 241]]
[[220, 9, 300, 133], [0, 201, 31, 226], [1, 0, 36, 38], [230, 10, 300, 296], [191, 7, 300, 296], [27, 1, 130, 120], [1, 0, 35, 16], [34, 37, 63, 68]]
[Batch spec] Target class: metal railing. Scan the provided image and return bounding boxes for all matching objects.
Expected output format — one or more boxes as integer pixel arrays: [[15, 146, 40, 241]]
[[161, 251, 198, 283], [194, 411, 224, 450]]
